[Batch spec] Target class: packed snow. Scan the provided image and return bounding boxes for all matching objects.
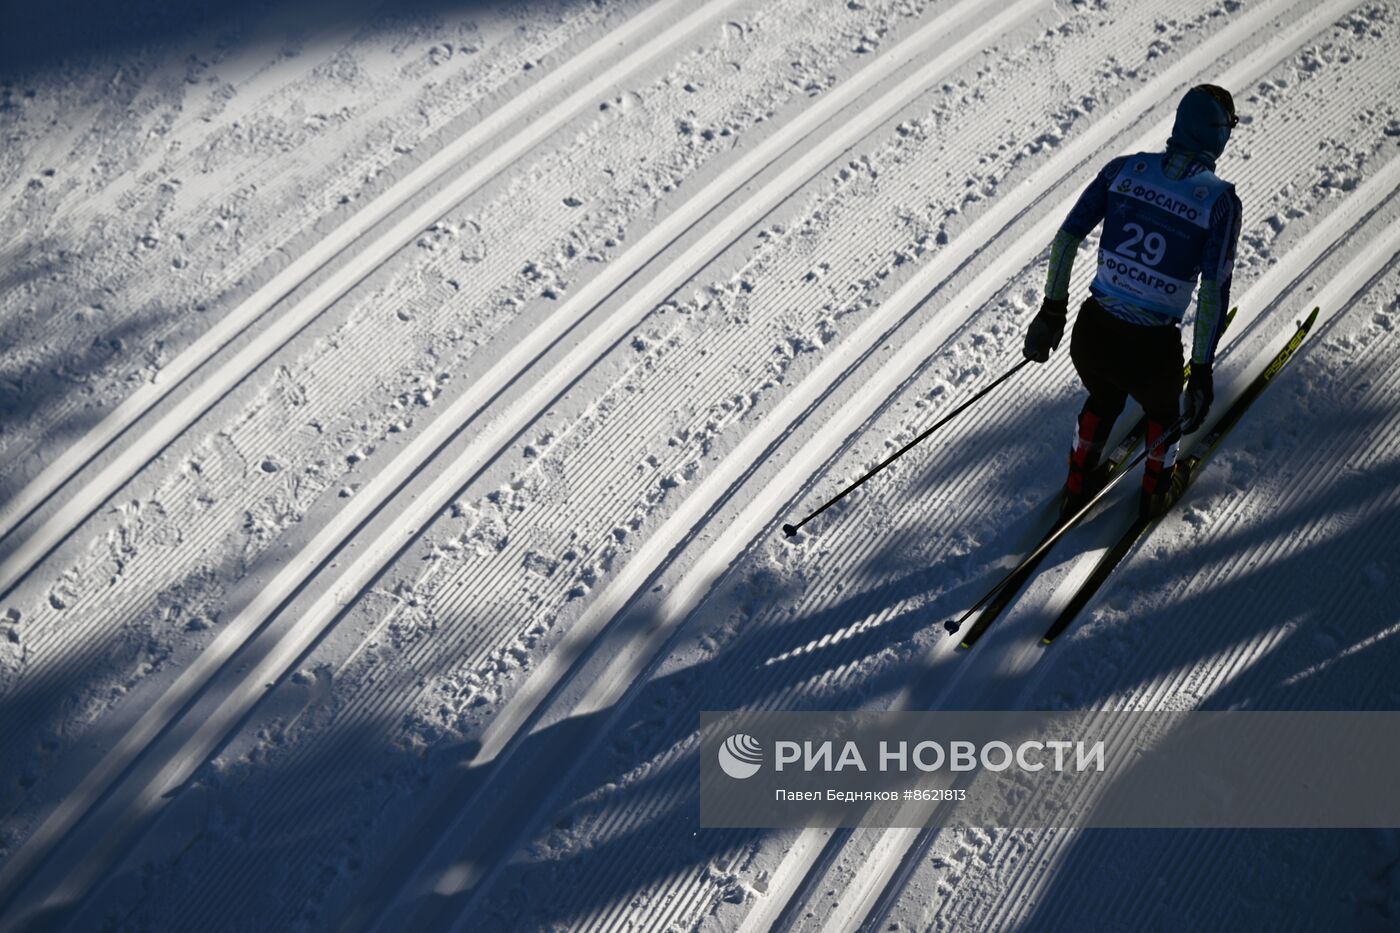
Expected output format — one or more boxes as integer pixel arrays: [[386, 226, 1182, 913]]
[[2, 0, 1399, 929]]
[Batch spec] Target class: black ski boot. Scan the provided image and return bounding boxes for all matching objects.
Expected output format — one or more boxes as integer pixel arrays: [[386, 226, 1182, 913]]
[[1059, 462, 1111, 520], [1139, 463, 1189, 520]]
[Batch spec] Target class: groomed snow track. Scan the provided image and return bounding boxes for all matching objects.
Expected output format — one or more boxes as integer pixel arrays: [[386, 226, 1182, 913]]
[[2, 0, 1399, 930]]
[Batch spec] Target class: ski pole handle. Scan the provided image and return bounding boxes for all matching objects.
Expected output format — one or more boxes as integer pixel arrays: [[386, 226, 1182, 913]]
[[782, 358, 1032, 538]]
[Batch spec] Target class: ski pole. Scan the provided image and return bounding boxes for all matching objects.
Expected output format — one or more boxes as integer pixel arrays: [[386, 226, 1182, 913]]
[[942, 418, 1185, 635], [782, 358, 1031, 538]]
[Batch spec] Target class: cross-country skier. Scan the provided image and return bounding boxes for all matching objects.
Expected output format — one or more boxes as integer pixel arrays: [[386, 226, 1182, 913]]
[[1022, 84, 1242, 519]]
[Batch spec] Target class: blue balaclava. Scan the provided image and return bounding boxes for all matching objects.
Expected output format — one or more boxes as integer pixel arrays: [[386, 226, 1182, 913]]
[[1166, 84, 1236, 168]]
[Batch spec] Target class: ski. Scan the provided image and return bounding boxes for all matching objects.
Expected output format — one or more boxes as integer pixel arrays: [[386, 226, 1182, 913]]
[[954, 308, 1237, 650], [1041, 306, 1320, 645]]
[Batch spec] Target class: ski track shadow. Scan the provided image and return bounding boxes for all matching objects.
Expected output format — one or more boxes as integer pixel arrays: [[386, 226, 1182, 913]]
[[418, 372, 1400, 927], [19, 469, 1399, 931], [11, 335, 1400, 928], [452, 456, 1400, 931], [0, 0, 607, 513], [990, 495, 1400, 932], [0, 535, 296, 925], [0, 528, 271, 796], [18, 537, 950, 930], [0, 239, 63, 300], [912, 406, 1400, 929], [0, 302, 179, 516], [0, 0, 555, 83]]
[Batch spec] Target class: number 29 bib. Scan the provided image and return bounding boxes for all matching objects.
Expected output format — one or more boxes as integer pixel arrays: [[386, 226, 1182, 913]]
[[1091, 153, 1232, 321]]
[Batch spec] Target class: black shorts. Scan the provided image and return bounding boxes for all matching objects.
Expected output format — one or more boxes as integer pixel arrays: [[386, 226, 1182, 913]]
[[1070, 297, 1183, 425]]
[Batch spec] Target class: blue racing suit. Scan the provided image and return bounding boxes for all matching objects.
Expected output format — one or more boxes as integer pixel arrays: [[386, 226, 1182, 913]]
[[1045, 148, 1242, 497], [1045, 150, 1242, 365]]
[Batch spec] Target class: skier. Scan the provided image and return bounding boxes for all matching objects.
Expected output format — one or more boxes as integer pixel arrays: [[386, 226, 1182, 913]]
[[1022, 84, 1242, 519]]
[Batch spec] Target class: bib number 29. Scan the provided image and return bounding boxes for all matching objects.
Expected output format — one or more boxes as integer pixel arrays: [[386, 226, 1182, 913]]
[[1119, 222, 1166, 266]]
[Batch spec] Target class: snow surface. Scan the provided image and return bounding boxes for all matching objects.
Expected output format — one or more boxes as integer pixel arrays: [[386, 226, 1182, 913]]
[[2, 0, 1400, 929]]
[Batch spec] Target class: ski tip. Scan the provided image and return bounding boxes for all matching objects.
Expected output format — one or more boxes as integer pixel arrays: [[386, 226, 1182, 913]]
[[958, 640, 973, 651], [1301, 306, 1320, 329], [781, 523, 798, 538], [1040, 636, 1054, 645]]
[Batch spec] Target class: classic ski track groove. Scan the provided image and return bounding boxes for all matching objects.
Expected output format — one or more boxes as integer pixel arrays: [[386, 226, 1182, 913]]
[[471, 4, 1386, 928], [2, 0, 1389, 927], [6, 89, 689, 765], [857, 164, 1400, 932], [393, 0, 1308, 922], [707, 3, 1386, 930], [117, 0, 1215, 924], [0, 1, 587, 460], [0, 0, 493, 237], [439, 0, 1388, 924], [728, 32, 1394, 933], [161, 3, 1077, 915], [0, 0, 1037, 922], [0, 0, 750, 913], [6, 68, 707, 685], [175, 3, 1058, 918], [203, 1, 1058, 924], [1, 0, 990, 746], [0, 0, 1056, 760], [0, 0, 737, 585]]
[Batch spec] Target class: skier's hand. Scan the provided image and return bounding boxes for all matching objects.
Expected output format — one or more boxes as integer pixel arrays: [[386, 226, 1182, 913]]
[[1023, 297, 1068, 363], [1181, 363, 1213, 433]]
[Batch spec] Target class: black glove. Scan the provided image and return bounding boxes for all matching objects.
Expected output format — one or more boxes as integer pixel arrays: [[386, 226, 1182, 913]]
[[1182, 362, 1213, 433], [1023, 297, 1068, 363]]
